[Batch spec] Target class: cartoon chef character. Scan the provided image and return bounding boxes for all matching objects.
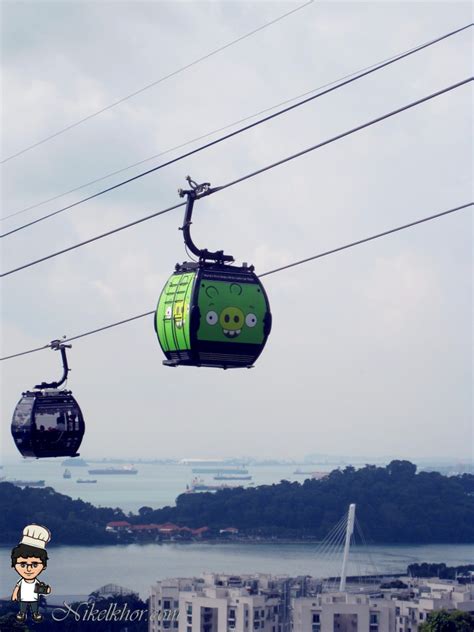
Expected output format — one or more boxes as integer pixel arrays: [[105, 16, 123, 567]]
[[11, 524, 52, 623]]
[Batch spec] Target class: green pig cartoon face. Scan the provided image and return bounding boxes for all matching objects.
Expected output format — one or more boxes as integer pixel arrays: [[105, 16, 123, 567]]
[[197, 281, 268, 344]]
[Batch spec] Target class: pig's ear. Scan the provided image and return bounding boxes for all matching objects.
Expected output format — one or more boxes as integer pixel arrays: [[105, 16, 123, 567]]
[[230, 283, 242, 296], [205, 285, 219, 299]]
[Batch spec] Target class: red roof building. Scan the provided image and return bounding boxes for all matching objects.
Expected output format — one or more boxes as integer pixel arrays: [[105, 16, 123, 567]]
[[191, 526, 209, 537], [157, 522, 181, 533], [106, 521, 131, 531], [219, 527, 239, 534]]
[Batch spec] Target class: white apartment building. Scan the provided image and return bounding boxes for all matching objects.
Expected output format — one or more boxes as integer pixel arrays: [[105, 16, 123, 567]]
[[293, 580, 474, 632], [149, 575, 474, 632], [393, 580, 474, 632], [292, 591, 396, 632], [149, 578, 192, 632], [149, 573, 291, 632]]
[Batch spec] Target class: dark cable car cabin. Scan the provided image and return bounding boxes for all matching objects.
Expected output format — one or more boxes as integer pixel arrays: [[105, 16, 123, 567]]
[[11, 340, 85, 458], [155, 177, 272, 368]]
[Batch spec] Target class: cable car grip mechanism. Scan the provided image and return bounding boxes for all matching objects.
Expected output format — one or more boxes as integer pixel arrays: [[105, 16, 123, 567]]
[[178, 176, 234, 265], [34, 339, 72, 390]]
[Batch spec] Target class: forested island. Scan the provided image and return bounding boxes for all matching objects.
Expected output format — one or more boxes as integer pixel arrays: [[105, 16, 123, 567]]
[[1, 461, 473, 546]]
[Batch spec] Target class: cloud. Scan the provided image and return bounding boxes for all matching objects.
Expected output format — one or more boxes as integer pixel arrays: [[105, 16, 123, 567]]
[[1, 1, 472, 462]]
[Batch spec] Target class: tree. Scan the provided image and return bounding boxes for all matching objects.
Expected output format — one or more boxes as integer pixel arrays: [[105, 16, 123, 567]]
[[3, 462, 474, 545], [419, 610, 474, 632], [386, 460, 417, 479], [138, 506, 153, 518]]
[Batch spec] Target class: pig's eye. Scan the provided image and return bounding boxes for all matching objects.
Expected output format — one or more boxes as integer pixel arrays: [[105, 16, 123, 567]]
[[245, 313, 257, 328], [206, 311, 218, 325]]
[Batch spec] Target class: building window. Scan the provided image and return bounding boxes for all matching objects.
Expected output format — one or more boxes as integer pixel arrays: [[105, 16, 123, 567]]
[[312, 615, 321, 632], [370, 614, 379, 624], [420, 613, 424, 620]]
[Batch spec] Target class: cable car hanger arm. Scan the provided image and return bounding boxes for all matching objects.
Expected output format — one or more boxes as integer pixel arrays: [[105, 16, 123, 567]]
[[178, 176, 234, 264], [35, 339, 71, 389]]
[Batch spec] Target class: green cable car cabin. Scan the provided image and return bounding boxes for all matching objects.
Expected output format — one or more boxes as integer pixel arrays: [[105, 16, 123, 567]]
[[155, 178, 272, 369]]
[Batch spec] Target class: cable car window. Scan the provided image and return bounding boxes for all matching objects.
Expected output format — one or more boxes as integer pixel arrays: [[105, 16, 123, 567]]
[[12, 397, 34, 428], [35, 411, 62, 432]]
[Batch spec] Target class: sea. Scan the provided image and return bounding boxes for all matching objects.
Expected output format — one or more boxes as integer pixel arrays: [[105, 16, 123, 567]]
[[0, 459, 338, 512], [1, 459, 473, 599], [1, 542, 472, 600]]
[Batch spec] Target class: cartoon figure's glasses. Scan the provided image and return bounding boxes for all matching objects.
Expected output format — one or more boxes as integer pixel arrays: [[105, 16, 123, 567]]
[[18, 562, 42, 569]]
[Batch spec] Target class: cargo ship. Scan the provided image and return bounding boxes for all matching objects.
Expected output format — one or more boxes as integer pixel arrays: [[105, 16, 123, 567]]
[[62, 457, 89, 467], [185, 477, 244, 493], [293, 469, 329, 480], [192, 467, 249, 474], [214, 474, 252, 481], [88, 465, 138, 475], [77, 479, 97, 484]]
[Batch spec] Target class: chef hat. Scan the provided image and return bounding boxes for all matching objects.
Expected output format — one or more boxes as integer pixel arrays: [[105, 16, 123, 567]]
[[20, 524, 51, 550]]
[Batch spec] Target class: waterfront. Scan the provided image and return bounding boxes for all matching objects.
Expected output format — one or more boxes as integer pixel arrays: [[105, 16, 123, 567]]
[[1, 542, 472, 599], [0, 459, 338, 512]]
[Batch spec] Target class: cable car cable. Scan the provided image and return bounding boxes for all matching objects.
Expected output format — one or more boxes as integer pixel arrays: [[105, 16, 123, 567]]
[[2, 23, 471, 238], [1, 200, 471, 362], [259, 202, 472, 277], [1, 200, 186, 277], [1, 76, 471, 278], [2, 21, 471, 227], [0, 1, 313, 165]]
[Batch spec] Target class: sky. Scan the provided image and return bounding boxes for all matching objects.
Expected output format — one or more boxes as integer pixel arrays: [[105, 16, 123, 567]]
[[1, 1, 472, 463]]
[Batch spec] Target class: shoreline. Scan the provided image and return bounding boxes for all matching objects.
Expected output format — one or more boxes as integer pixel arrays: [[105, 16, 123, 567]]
[[1, 539, 474, 549]]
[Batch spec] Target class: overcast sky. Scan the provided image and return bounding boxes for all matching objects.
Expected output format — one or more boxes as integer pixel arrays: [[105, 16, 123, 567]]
[[1, 1, 472, 463]]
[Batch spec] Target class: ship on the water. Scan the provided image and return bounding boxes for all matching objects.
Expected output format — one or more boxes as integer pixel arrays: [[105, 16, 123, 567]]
[[293, 469, 329, 480], [214, 474, 252, 481], [9, 480, 45, 487], [63, 469, 72, 479], [77, 479, 97, 484], [192, 467, 249, 474], [185, 477, 245, 493], [62, 457, 89, 467], [88, 465, 138, 475]]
